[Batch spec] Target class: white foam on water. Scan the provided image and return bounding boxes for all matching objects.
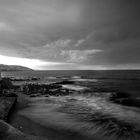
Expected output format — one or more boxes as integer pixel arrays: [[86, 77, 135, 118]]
[[19, 95, 140, 139], [71, 78, 98, 82], [47, 77, 57, 79], [71, 76, 81, 79], [62, 84, 89, 91]]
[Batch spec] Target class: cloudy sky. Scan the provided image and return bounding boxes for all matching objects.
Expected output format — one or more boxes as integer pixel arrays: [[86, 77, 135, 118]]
[[0, 0, 140, 70]]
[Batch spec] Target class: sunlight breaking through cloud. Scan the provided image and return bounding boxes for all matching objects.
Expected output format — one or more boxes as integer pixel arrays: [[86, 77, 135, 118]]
[[0, 55, 62, 70]]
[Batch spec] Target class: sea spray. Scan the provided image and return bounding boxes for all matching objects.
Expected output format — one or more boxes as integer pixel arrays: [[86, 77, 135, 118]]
[[19, 95, 140, 140]]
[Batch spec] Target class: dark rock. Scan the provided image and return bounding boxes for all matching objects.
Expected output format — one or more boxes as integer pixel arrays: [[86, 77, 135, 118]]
[[0, 97, 17, 121], [110, 91, 130, 100], [57, 80, 74, 85], [0, 78, 13, 89], [22, 82, 75, 97], [10, 77, 40, 82], [0, 120, 47, 140], [110, 91, 140, 108], [114, 98, 140, 108], [22, 83, 62, 95], [4, 93, 18, 97]]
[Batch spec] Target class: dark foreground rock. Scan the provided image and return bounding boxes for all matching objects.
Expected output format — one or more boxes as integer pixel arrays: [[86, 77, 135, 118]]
[[0, 93, 48, 140], [110, 91, 140, 108], [0, 120, 47, 140], [0, 78, 13, 91], [0, 78, 49, 140], [0, 97, 17, 121]]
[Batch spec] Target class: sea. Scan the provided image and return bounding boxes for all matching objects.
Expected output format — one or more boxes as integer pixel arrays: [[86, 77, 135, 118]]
[[2, 70, 140, 140]]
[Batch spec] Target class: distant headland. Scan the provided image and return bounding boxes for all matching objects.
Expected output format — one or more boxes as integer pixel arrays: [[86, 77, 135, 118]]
[[0, 64, 33, 71]]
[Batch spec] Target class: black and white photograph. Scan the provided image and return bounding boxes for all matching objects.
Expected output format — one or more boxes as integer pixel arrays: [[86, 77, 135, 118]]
[[0, 0, 140, 140]]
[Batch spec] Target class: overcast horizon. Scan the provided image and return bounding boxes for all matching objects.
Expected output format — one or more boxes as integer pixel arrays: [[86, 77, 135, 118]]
[[0, 0, 140, 70]]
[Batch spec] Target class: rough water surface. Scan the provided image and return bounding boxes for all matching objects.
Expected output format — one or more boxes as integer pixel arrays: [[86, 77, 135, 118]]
[[5, 70, 140, 140], [9, 94, 140, 140]]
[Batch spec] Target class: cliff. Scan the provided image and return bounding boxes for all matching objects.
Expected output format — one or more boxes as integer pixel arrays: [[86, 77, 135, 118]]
[[0, 64, 33, 71]]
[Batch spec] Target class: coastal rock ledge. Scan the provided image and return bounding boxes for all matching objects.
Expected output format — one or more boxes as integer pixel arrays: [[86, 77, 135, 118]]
[[0, 120, 47, 140], [0, 97, 17, 121], [0, 96, 47, 140]]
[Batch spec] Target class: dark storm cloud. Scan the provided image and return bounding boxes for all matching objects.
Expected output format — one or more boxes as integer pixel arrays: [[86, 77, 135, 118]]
[[0, 0, 140, 69]]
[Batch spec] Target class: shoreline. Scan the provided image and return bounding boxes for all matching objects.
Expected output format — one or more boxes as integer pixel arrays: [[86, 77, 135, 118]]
[[9, 93, 94, 140], [0, 93, 47, 140], [1, 71, 140, 140]]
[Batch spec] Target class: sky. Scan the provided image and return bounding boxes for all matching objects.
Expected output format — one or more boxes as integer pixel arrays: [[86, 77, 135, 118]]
[[0, 0, 140, 70]]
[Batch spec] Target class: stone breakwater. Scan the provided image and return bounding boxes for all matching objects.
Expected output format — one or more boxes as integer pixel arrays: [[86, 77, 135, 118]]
[[0, 97, 17, 121], [0, 78, 18, 121], [0, 95, 48, 140]]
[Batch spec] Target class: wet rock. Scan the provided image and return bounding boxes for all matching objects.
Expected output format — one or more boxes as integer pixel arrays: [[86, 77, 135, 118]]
[[22, 81, 80, 97], [113, 98, 140, 108], [110, 91, 130, 100], [0, 97, 17, 121], [0, 120, 47, 140], [4, 93, 17, 98], [0, 78, 13, 90], [10, 77, 40, 82], [23, 83, 62, 95], [110, 91, 140, 108], [56, 80, 74, 85]]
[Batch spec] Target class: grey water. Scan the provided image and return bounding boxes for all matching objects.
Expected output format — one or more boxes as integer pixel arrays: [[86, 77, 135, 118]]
[[4, 70, 140, 140]]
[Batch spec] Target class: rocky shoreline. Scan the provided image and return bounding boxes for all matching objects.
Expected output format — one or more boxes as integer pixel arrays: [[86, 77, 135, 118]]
[[0, 78, 87, 140], [0, 78, 48, 140], [1, 76, 140, 140]]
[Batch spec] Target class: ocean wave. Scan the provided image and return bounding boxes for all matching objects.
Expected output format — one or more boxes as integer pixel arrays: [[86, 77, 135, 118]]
[[71, 78, 98, 82], [19, 95, 140, 140], [71, 76, 81, 79], [62, 85, 89, 91]]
